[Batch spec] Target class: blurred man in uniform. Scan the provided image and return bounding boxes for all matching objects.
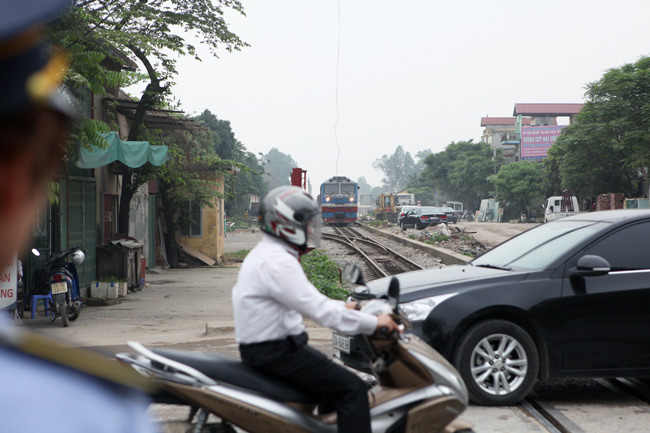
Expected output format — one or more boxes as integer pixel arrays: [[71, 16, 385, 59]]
[[0, 1, 158, 431]]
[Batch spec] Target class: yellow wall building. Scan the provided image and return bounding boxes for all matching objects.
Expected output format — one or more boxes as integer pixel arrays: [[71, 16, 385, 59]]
[[177, 172, 226, 264]]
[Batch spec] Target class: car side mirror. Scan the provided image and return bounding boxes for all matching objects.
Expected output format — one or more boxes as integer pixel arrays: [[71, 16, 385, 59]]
[[570, 255, 611, 278], [343, 263, 366, 286]]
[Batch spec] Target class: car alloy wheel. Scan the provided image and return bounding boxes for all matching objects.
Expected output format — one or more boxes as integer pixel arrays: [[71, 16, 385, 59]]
[[453, 319, 538, 405]]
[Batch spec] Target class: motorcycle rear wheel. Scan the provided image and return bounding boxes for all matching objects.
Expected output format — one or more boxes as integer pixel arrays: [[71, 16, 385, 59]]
[[59, 304, 69, 327]]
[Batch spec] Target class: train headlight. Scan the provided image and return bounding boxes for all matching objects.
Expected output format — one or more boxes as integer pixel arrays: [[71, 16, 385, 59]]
[[348, 197, 354, 202], [325, 197, 331, 202]]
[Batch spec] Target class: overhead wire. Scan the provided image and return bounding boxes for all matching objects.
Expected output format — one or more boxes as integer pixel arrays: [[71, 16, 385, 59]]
[[334, 0, 341, 176]]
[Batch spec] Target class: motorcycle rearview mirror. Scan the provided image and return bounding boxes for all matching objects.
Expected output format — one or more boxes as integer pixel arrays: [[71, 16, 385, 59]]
[[387, 276, 400, 312], [342, 263, 365, 286], [31, 248, 41, 257]]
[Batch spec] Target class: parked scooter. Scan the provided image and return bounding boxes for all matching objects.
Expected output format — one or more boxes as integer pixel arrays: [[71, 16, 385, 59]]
[[461, 210, 475, 222], [116, 265, 474, 433], [30, 247, 85, 327]]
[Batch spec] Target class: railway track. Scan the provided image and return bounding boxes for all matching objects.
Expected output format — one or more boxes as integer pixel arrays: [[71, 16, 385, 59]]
[[321, 224, 424, 279], [472, 377, 650, 432]]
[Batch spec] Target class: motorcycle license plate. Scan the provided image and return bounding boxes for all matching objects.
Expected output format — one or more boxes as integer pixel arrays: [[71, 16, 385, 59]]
[[332, 332, 351, 354], [51, 282, 68, 294]]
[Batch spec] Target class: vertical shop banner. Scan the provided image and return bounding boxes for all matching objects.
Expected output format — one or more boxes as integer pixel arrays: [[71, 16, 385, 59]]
[[0, 253, 17, 310], [521, 125, 565, 160]]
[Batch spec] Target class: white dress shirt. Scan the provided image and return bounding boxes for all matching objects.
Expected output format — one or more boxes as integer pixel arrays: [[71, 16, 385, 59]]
[[233, 234, 378, 344]]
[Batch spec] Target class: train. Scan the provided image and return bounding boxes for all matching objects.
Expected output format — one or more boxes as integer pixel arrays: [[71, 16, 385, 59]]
[[319, 176, 358, 225]]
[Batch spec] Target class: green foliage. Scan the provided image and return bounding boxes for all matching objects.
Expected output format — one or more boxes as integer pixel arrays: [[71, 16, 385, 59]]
[[413, 141, 502, 210], [301, 251, 348, 300], [366, 220, 384, 227], [226, 216, 256, 232], [57, 1, 248, 91], [151, 126, 238, 227], [357, 176, 374, 198], [224, 249, 250, 262], [546, 57, 650, 198], [405, 186, 436, 205], [95, 276, 126, 283], [408, 234, 416, 240], [372, 145, 418, 192], [425, 234, 449, 244], [47, 181, 60, 205], [490, 162, 546, 220], [262, 148, 300, 190], [195, 110, 267, 216]]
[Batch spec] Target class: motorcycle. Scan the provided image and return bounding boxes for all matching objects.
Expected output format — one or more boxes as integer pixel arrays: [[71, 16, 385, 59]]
[[30, 247, 85, 327], [461, 210, 474, 222], [116, 264, 474, 433]]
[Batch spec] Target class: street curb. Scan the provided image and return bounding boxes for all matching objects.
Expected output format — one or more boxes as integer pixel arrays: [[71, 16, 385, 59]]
[[358, 224, 472, 265]]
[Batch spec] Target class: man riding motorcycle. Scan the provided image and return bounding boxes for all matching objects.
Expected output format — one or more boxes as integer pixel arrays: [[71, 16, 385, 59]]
[[232, 186, 399, 433]]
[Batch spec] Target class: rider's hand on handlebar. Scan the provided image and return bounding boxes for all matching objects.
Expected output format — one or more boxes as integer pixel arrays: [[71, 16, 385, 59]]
[[345, 301, 361, 310], [376, 314, 400, 335]]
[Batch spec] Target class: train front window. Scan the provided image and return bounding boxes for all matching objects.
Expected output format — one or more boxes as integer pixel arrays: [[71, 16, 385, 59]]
[[341, 184, 356, 195], [324, 184, 339, 195]]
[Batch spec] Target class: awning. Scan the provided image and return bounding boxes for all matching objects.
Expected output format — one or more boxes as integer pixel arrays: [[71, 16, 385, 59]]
[[76, 131, 169, 169]]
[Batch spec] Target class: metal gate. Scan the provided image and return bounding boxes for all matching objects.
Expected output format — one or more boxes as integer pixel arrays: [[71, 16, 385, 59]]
[[64, 177, 97, 288]]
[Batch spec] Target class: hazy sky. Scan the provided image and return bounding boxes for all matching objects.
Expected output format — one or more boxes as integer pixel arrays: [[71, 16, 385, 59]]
[[168, 0, 650, 189]]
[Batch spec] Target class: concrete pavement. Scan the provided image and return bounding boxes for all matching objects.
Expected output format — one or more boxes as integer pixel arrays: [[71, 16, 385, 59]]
[[16, 229, 344, 359]]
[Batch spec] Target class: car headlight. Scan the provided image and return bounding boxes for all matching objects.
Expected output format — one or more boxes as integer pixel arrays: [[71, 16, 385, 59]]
[[400, 293, 458, 321]]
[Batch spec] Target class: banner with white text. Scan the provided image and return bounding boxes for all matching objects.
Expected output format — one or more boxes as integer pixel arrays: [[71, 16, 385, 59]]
[[521, 125, 565, 160]]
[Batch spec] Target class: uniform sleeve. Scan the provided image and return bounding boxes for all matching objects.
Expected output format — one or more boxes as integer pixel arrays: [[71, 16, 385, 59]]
[[266, 253, 377, 335]]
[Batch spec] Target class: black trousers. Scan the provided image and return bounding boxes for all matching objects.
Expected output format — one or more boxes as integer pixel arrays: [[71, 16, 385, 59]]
[[240, 332, 370, 433]]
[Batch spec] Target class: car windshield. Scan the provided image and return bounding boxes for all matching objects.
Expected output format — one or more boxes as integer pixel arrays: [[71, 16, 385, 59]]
[[472, 220, 605, 271]]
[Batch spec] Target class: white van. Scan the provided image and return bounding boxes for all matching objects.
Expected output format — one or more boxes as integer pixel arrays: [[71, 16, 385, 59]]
[[545, 195, 580, 222]]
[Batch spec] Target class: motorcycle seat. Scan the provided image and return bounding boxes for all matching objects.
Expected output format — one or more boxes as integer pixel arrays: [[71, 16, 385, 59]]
[[152, 348, 319, 404]]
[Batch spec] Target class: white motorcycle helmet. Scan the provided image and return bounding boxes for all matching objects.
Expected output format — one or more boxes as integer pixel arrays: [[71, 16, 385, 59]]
[[259, 186, 322, 252], [71, 250, 85, 266]]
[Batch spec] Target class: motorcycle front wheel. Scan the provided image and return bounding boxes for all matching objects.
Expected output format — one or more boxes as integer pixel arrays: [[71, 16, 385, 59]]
[[59, 304, 69, 327]]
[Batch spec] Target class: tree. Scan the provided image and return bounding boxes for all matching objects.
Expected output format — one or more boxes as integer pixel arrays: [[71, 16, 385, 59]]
[[262, 148, 299, 190], [490, 162, 546, 220], [54, 0, 249, 234], [415, 140, 502, 210], [195, 110, 267, 216], [405, 186, 436, 205], [357, 177, 374, 197], [545, 125, 635, 199], [546, 57, 650, 198], [414, 149, 432, 173], [372, 146, 418, 192], [150, 125, 235, 267]]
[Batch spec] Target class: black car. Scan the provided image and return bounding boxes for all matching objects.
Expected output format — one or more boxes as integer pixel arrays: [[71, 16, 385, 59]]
[[336, 210, 650, 405], [399, 206, 446, 230], [439, 206, 460, 224]]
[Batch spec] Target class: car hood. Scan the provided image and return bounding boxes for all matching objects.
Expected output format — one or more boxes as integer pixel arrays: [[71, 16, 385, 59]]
[[360, 265, 526, 302]]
